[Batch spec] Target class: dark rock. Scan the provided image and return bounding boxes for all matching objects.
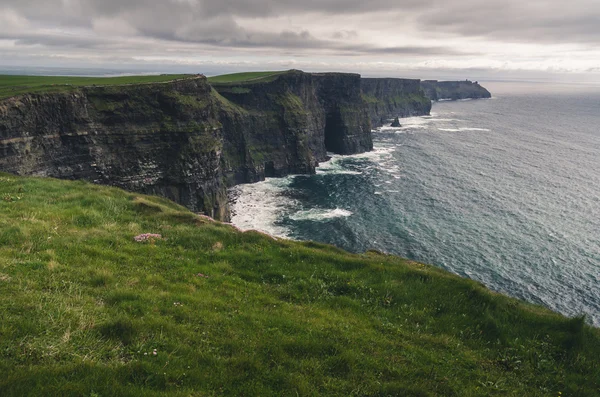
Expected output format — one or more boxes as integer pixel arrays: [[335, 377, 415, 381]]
[[390, 117, 401, 127], [0, 77, 230, 220], [421, 80, 491, 101], [361, 78, 432, 127]]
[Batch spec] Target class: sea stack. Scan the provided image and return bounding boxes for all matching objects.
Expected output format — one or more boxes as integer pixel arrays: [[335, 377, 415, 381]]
[[391, 117, 402, 127]]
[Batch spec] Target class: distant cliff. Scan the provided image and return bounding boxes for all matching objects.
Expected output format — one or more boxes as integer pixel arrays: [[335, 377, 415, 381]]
[[361, 78, 432, 127], [0, 71, 490, 219], [421, 80, 491, 101]]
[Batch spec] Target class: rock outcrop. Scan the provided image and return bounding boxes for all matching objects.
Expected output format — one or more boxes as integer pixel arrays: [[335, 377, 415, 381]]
[[421, 80, 491, 101], [390, 117, 401, 128], [361, 78, 432, 127]]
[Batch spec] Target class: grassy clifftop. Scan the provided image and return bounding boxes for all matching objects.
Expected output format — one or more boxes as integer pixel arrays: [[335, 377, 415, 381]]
[[207, 71, 286, 84], [0, 74, 192, 100], [0, 174, 598, 396]]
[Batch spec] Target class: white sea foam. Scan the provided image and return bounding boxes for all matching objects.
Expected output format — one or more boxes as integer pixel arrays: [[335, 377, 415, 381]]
[[343, 145, 396, 161], [288, 208, 353, 221], [229, 177, 295, 238], [378, 114, 463, 132], [316, 155, 362, 175], [438, 127, 491, 132]]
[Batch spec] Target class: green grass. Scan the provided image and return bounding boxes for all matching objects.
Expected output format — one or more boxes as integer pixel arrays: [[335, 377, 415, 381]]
[[207, 71, 287, 84], [0, 173, 599, 396], [0, 74, 192, 100]]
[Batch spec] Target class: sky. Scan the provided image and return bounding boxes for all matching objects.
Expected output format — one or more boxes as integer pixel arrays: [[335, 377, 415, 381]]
[[1, 0, 599, 81]]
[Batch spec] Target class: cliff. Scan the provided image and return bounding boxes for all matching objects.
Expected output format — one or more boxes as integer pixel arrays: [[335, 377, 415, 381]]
[[421, 80, 492, 101], [0, 71, 374, 220], [0, 77, 230, 220], [361, 78, 432, 127], [213, 70, 372, 170], [0, 71, 489, 220]]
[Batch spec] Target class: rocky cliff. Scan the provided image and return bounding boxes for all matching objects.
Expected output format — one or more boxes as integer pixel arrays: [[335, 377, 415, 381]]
[[0, 78, 231, 220], [213, 70, 372, 169], [0, 71, 489, 219], [421, 80, 491, 101], [0, 71, 374, 220], [361, 78, 432, 127]]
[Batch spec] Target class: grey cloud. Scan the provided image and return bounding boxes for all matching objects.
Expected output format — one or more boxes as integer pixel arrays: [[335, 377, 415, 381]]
[[416, 0, 600, 44], [337, 45, 477, 56], [3, 0, 600, 50], [1, 0, 599, 75], [332, 31, 359, 40]]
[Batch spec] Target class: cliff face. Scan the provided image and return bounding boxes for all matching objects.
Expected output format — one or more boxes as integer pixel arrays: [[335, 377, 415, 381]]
[[0, 72, 373, 220], [0, 71, 490, 219], [361, 78, 432, 127], [213, 70, 372, 184], [0, 78, 230, 220], [421, 80, 491, 101]]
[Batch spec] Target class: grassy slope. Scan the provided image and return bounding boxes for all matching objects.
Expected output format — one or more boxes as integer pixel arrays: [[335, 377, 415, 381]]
[[207, 71, 286, 84], [0, 74, 191, 100], [0, 174, 598, 396]]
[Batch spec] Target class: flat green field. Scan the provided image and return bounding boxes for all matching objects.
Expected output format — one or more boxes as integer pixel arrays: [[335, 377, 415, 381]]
[[0, 74, 191, 100], [0, 174, 599, 396], [207, 71, 286, 84]]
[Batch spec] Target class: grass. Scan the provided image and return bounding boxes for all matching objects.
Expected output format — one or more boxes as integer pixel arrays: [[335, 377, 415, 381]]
[[0, 173, 599, 396], [207, 71, 287, 85], [0, 74, 192, 100]]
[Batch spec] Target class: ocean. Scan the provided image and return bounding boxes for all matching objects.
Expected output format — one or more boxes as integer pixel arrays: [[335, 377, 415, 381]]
[[229, 81, 600, 326]]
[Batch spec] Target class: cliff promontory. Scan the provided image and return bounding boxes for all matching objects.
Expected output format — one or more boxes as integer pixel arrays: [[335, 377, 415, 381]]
[[0, 77, 230, 220], [421, 80, 492, 101], [212, 70, 372, 188], [361, 78, 432, 127]]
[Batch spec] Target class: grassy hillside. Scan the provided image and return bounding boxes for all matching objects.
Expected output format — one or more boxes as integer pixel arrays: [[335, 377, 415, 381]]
[[207, 71, 286, 84], [0, 74, 191, 100], [0, 174, 598, 396]]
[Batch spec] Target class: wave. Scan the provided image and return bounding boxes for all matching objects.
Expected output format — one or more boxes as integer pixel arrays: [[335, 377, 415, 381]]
[[289, 208, 353, 221], [377, 114, 464, 132], [317, 156, 362, 175], [438, 127, 491, 132], [229, 177, 295, 237]]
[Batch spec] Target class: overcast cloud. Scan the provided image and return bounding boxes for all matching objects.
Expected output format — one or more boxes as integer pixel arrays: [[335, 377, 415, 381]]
[[1, 0, 599, 80]]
